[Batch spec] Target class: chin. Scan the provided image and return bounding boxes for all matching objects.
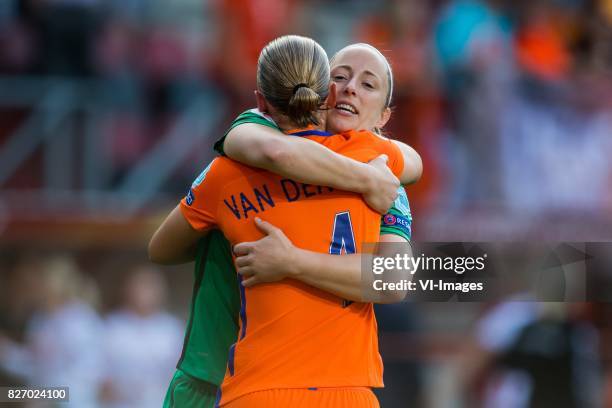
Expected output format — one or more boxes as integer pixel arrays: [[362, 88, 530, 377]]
[[327, 114, 355, 133]]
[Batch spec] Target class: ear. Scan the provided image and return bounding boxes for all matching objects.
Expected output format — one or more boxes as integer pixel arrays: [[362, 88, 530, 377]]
[[254, 90, 269, 113], [376, 107, 391, 129]]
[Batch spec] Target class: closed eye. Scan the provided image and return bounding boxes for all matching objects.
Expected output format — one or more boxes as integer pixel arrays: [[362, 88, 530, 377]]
[[333, 75, 347, 81]]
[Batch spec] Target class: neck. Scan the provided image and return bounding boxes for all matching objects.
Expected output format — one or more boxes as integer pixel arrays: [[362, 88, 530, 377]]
[[272, 115, 299, 132], [265, 106, 325, 132]]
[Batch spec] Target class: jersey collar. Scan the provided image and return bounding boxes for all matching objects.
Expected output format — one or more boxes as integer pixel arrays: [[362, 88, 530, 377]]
[[286, 125, 332, 137]]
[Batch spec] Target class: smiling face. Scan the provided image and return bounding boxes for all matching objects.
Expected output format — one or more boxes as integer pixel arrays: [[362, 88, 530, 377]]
[[326, 44, 392, 134]]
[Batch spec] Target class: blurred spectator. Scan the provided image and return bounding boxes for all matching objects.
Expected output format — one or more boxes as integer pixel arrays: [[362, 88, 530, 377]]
[[463, 298, 602, 407], [374, 302, 424, 407], [216, 0, 298, 104], [0, 255, 43, 344], [0, 15, 36, 73], [0, 255, 40, 389], [31, 0, 104, 76], [353, 0, 445, 216], [514, 1, 572, 83], [99, 264, 183, 408], [433, 0, 515, 211], [0, 254, 104, 408]]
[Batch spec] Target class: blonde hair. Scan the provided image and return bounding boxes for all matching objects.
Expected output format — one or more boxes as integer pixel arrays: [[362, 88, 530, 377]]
[[43, 255, 100, 308], [257, 35, 330, 128]]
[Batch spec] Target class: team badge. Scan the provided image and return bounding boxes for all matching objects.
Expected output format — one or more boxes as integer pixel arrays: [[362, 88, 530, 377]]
[[192, 160, 215, 188], [383, 214, 396, 225], [186, 189, 195, 206]]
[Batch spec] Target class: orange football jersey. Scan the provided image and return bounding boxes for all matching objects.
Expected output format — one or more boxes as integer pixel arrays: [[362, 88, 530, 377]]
[[180, 129, 404, 406]]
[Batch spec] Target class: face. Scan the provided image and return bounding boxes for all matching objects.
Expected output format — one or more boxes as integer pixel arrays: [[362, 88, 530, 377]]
[[326, 45, 391, 133], [125, 268, 166, 315]]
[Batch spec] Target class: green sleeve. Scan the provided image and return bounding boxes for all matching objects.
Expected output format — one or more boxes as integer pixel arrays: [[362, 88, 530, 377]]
[[213, 109, 281, 156], [380, 187, 412, 241]]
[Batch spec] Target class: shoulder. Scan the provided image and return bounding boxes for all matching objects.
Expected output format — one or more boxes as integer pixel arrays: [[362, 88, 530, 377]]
[[344, 129, 394, 144], [341, 130, 400, 156], [234, 108, 278, 127], [226, 109, 279, 136], [191, 157, 244, 186], [215, 109, 280, 155]]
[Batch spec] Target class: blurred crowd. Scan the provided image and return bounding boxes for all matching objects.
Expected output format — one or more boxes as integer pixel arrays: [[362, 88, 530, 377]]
[[0, 0, 611, 226], [0, 254, 184, 408]]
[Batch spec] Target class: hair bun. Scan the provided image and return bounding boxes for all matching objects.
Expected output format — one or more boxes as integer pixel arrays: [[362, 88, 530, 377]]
[[257, 35, 330, 128], [288, 87, 320, 127], [292, 83, 309, 94]]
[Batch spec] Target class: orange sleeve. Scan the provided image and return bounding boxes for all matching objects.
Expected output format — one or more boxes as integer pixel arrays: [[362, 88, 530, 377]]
[[384, 138, 404, 179], [358, 130, 404, 178], [179, 158, 223, 231]]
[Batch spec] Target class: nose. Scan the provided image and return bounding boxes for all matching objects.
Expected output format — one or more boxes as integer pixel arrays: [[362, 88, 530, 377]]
[[343, 78, 357, 95]]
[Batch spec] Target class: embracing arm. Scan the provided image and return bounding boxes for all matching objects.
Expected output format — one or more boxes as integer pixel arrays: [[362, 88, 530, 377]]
[[225, 124, 378, 191], [150, 156, 224, 264], [285, 249, 364, 302], [235, 218, 411, 303], [393, 140, 423, 185], [224, 124, 399, 213], [288, 233, 411, 303], [148, 205, 205, 265]]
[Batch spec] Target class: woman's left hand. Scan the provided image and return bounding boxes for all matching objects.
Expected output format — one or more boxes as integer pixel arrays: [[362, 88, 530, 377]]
[[233, 218, 298, 287]]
